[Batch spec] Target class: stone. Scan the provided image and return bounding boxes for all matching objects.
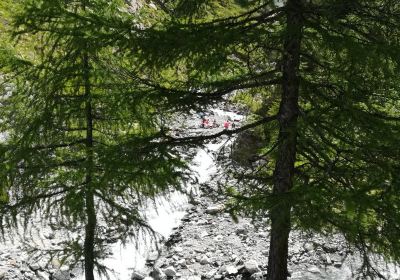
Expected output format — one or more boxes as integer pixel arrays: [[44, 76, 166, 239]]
[[45, 232, 56, 239], [131, 271, 146, 280], [28, 263, 41, 271], [147, 252, 159, 262], [151, 267, 166, 280], [307, 266, 321, 274], [176, 259, 187, 268], [235, 227, 248, 236], [205, 205, 224, 215], [324, 254, 332, 264], [174, 247, 183, 253], [37, 271, 49, 280], [244, 260, 260, 274], [333, 262, 342, 268], [304, 242, 314, 252], [51, 259, 62, 269], [225, 265, 238, 275], [250, 272, 264, 280], [163, 266, 177, 277], [200, 256, 210, 265], [172, 255, 179, 261], [52, 270, 70, 280], [203, 269, 217, 279], [214, 274, 223, 280], [0, 270, 6, 279], [187, 276, 201, 280], [214, 235, 224, 242]]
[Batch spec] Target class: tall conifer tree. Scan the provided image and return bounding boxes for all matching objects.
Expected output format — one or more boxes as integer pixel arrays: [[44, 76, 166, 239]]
[[0, 1, 187, 279], [117, 0, 400, 279]]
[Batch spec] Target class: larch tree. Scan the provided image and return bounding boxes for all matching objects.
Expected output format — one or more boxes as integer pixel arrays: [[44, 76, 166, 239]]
[[111, 0, 400, 279], [0, 0, 189, 279]]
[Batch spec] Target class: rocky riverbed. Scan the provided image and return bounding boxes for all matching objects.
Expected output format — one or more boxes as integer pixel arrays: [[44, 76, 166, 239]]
[[1, 106, 400, 280], [144, 169, 400, 280]]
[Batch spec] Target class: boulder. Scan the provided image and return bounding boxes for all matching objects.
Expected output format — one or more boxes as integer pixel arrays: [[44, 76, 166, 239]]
[[244, 260, 260, 274], [163, 266, 177, 277]]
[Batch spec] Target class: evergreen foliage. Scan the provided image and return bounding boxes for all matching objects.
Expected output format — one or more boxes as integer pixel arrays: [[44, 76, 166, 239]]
[[0, 0, 188, 278], [121, 0, 400, 278]]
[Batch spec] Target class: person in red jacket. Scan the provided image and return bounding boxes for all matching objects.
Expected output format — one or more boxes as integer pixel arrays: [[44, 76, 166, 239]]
[[223, 120, 230, 129]]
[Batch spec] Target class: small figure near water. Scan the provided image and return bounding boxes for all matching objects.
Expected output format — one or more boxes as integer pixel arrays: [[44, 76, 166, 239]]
[[223, 120, 230, 130]]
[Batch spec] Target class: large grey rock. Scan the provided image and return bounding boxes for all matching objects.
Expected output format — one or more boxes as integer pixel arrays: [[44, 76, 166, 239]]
[[163, 266, 177, 277], [244, 260, 261, 274]]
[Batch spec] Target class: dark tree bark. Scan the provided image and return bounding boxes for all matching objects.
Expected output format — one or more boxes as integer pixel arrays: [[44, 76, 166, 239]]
[[83, 51, 96, 280], [267, 0, 304, 279]]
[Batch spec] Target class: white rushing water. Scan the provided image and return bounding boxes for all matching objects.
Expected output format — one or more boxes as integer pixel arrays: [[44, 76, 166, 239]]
[[79, 137, 229, 280], [91, 110, 244, 280]]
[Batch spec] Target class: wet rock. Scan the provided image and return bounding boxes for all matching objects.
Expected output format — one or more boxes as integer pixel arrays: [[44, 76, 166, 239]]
[[163, 266, 177, 277]]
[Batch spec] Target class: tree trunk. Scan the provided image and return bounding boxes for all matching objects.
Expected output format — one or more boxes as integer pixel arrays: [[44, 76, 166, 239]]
[[267, 1, 303, 279], [83, 51, 96, 280]]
